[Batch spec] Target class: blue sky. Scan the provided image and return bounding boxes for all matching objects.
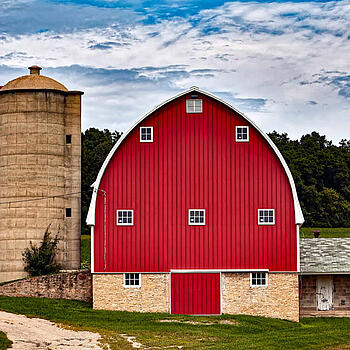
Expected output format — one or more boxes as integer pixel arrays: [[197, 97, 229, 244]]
[[1, 0, 350, 142]]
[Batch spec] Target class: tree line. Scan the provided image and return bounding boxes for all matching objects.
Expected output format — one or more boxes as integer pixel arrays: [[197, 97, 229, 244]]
[[81, 128, 350, 233]]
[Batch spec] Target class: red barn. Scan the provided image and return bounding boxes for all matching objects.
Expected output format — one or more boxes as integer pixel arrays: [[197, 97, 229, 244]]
[[87, 87, 304, 321]]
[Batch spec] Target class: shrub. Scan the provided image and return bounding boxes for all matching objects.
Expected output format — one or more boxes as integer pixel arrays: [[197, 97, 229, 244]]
[[22, 224, 61, 277]]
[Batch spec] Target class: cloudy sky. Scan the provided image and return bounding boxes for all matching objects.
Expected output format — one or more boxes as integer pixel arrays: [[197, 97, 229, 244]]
[[1, 0, 350, 142]]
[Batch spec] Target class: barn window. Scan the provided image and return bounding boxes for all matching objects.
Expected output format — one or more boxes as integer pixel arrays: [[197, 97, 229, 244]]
[[124, 273, 141, 287], [117, 210, 134, 226], [186, 99, 203, 113], [140, 127, 153, 142], [250, 272, 268, 287], [188, 209, 206, 225], [236, 126, 249, 142], [66, 134, 72, 144], [258, 209, 275, 225], [65, 208, 72, 217]]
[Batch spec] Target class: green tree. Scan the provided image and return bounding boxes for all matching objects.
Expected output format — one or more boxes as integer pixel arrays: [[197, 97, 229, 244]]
[[22, 225, 61, 277], [81, 128, 122, 234], [269, 131, 350, 227]]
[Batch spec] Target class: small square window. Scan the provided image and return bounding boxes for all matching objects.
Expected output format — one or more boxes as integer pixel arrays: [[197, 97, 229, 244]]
[[124, 273, 141, 287], [140, 127, 153, 142], [258, 209, 275, 225], [188, 209, 205, 225], [66, 134, 72, 144], [236, 126, 249, 142], [117, 210, 134, 226], [65, 208, 72, 217], [186, 99, 203, 113], [250, 272, 268, 287]]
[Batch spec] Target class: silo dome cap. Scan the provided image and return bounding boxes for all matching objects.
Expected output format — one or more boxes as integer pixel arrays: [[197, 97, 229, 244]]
[[1, 66, 68, 92]]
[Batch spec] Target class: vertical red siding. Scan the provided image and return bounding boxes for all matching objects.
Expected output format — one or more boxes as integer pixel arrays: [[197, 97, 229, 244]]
[[94, 93, 297, 272], [171, 273, 221, 315]]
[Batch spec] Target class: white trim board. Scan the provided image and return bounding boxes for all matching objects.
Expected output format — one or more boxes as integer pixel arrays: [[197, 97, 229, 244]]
[[90, 226, 94, 273], [170, 269, 269, 273], [86, 86, 304, 226]]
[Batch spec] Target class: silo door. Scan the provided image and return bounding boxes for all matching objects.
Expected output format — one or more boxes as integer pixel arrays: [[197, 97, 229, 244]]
[[317, 276, 333, 311], [171, 273, 221, 315]]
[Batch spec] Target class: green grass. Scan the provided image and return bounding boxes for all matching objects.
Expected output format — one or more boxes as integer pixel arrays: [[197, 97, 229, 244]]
[[0, 331, 11, 350], [80, 234, 91, 269], [300, 227, 350, 238], [1, 297, 350, 349]]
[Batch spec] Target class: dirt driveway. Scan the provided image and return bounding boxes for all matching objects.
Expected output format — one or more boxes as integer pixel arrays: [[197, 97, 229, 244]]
[[0, 311, 106, 349]]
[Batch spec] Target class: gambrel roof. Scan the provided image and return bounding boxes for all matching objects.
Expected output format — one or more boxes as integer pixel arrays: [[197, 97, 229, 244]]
[[86, 86, 304, 226]]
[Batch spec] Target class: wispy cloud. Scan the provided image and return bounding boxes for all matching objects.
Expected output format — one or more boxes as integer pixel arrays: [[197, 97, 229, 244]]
[[301, 70, 350, 98], [0, 0, 350, 142]]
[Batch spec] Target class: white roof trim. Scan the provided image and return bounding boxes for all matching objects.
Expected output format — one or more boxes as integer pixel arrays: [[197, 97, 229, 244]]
[[86, 87, 304, 226]]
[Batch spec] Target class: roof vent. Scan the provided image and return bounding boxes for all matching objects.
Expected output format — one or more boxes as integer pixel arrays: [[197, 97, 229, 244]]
[[313, 230, 320, 238], [28, 65, 42, 75]]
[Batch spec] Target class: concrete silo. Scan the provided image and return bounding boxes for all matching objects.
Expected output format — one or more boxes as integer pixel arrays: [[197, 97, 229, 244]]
[[0, 66, 82, 282]]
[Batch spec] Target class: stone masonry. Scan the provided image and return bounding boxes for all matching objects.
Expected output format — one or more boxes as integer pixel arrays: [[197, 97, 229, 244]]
[[94, 272, 299, 321], [222, 273, 299, 321], [0, 68, 82, 282], [93, 274, 170, 312], [0, 271, 92, 302]]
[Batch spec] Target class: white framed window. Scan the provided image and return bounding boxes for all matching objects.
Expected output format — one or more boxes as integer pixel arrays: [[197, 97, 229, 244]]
[[258, 209, 275, 225], [124, 273, 141, 288], [250, 272, 268, 287], [186, 99, 203, 113], [236, 126, 249, 142], [140, 127, 153, 142], [188, 209, 206, 225], [117, 210, 134, 226]]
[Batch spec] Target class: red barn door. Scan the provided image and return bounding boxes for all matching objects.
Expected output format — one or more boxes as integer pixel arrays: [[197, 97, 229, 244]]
[[171, 273, 221, 315]]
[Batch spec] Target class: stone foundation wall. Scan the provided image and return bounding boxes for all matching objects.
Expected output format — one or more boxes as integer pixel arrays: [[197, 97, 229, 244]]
[[0, 270, 91, 302], [93, 273, 169, 312], [222, 273, 299, 322], [299, 275, 316, 310]]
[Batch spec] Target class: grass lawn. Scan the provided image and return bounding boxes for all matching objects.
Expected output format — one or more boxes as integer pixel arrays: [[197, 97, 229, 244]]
[[0, 332, 11, 350], [300, 227, 350, 238], [80, 234, 91, 268], [1, 297, 350, 349]]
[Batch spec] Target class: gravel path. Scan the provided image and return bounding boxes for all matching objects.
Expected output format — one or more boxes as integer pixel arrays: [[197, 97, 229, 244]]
[[0, 311, 106, 349]]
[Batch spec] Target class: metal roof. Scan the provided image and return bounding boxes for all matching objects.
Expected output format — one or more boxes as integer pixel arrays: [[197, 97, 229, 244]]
[[300, 238, 350, 274]]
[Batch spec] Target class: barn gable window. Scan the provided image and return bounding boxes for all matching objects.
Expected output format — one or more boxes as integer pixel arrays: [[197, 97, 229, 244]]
[[258, 209, 275, 225], [124, 273, 141, 287], [236, 126, 249, 142], [117, 210, 134, 226], [250, 272, 268, 287], [188, 209, 205, 225], [186, 99, 203, 113], [140, 127, 153, 142]]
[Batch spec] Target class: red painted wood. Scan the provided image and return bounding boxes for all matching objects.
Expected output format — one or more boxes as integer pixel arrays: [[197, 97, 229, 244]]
[[94, 92, 297, 272], [171, 273, 221, 315]]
